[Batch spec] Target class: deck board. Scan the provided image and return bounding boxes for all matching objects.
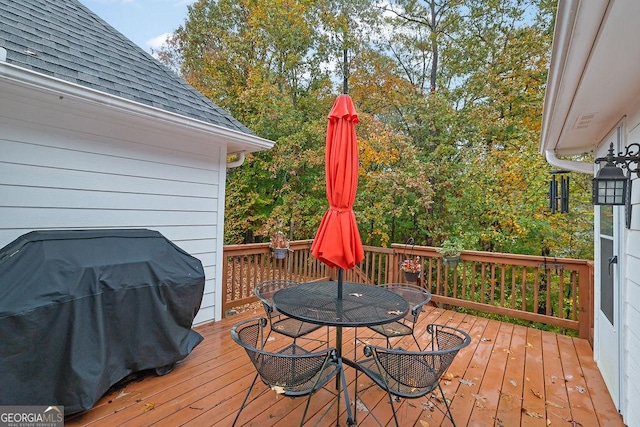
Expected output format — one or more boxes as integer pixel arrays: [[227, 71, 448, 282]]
[[520, 327, 546, 426], [64, 305, 623, 426]]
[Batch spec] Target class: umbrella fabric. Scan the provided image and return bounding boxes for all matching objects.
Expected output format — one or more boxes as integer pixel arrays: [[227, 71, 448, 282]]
[[311, 94, 364, 270]]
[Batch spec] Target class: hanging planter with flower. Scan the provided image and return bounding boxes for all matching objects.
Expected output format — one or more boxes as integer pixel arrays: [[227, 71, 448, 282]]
[[269, 219, 290, 259], [400, 256, 422, 282]]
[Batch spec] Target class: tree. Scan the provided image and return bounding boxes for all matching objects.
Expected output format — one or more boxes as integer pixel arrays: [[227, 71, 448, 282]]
[[159, 0, 593, 259]]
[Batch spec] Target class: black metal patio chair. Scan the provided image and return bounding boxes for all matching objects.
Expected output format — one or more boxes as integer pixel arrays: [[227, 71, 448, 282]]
[[255, 280, 327, 346], [354, 324, 471, 427], [365, 283, 432, 349], [230, 317, 354, 426]]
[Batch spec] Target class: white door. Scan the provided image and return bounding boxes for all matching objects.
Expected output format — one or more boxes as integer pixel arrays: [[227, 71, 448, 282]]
[[594, 126, 623, 410]]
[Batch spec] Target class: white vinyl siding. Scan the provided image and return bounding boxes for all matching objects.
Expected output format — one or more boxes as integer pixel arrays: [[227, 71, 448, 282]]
[[622, 119, 640, 426], [625, 277, 640, 426], [624, 194, 640, 426], [0, 95, 224, 325]]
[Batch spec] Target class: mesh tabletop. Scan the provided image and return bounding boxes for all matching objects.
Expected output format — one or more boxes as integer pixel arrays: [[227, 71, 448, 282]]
[[273, 282, 409, 327]]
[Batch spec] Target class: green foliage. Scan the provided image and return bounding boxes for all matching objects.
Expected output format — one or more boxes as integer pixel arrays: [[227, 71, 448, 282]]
[[159, 0, 593, 260]]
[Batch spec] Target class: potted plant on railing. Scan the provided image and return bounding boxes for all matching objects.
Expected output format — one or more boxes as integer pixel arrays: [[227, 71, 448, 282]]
[[400, 256, 422, 282], [437, 238, 463, 268]]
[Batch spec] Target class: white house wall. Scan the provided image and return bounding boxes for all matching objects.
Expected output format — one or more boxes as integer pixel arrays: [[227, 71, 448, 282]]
[[623, 111, 640, 426], [0, 86, 224, 325]]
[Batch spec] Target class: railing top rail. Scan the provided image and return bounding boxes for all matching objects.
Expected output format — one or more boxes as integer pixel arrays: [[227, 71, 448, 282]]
[[224, 240, 314, 253], [390, 243, 593, 268], [224, 240, 592, 268]]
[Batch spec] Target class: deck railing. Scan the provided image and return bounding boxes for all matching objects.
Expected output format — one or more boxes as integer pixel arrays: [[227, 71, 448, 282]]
[[222, 240, 328, 313], [222, 241, 594, 341]]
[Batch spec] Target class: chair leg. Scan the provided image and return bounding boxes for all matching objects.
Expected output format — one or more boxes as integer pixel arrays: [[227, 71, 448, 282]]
[[300, 393, 314, 427], [411, 333, 422, 351], [387, 391, 400, 427], [438, 381, 456, 427], [340, 365, 355, 426], [232, 372, 260, 426]]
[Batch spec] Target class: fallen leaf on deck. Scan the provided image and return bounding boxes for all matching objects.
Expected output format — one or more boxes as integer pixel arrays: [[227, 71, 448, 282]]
[[547, 419, 551, 426], [546, 400, 564, 408], [267, 336, 275, 341], [459, 378, 475, 386], [349, 293, 363, 297], [574, 386, 585, 394], [421, 401, 434, 411], [565, 374, 574, 381], [387, 310, 403, 315], [471, 392, 486, 402], [271, 386, 285, 394], [442, 372, 456, 381], [499, 392, 522, 402], [526, 342, 534, 348], [472, 393, 486, 409], [522, 408, 543, 418], [143, 403, 155, 412], [115, 390, 130, 399], [509, 378, 517, 387], [480, 337, 492, 342], [550, 375, 558, 384], [355, 398, 369, 412], [530, 388, 543, 399], [471, 393, 487, 402], [419, 420, 430, 427]]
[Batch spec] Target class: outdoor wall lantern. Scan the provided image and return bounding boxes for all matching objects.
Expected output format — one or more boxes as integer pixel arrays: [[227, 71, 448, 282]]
[[592, 142, 640, 228]]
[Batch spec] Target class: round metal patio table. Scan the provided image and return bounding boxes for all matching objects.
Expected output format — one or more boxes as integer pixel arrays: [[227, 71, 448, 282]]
[[273, 281, 409, 329], [273, 281, 409, 426]]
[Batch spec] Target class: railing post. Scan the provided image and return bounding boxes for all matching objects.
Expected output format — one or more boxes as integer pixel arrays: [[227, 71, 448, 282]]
[[388, 251, 397, 283], [579, 261, 595, 343], [222, 252, 229, 318]]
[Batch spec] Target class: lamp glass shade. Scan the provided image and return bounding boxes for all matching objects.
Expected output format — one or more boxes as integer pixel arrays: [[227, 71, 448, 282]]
[[592, 164, 627, 205]]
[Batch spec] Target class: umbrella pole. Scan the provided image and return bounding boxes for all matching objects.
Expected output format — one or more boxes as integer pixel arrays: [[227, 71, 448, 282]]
[[335, 267, 344, 424], [343, 48, 348, 95]]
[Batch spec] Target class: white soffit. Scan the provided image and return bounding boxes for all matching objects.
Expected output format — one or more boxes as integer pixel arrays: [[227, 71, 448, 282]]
[[541, 0, 640, 156]]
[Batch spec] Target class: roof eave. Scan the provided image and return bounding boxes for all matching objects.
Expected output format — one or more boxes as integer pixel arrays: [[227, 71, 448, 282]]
[[541, 0, 640, 174], [540, 0, 607, 174], [0, 62, 274, 154]]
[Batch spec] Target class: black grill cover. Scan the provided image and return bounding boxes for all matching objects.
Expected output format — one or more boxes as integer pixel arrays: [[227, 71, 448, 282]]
[[0, 229, 205, 413]]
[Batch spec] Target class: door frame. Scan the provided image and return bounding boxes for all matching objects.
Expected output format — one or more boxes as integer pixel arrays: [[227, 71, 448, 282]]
[[594, 123, 625, 413]]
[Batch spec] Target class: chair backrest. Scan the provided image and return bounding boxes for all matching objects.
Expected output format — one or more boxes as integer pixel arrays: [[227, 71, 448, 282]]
[[254, 280, 300, 317], [365, 324, 470, 395], [383, 283, 431, 325], [230, 317, 337, 393]]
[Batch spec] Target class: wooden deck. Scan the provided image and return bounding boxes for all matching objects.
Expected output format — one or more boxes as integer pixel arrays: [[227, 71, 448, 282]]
[[65, 306, 623, 426]]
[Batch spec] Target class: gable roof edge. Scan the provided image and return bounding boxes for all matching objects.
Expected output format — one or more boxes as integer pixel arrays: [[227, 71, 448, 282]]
[[0, 61, 274, 153]]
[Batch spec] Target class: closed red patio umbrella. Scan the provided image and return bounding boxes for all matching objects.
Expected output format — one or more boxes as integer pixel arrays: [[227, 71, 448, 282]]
[[311, 94, 364, 297]]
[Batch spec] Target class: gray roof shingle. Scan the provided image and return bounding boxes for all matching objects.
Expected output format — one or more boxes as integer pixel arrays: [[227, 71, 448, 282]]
[[0, 0, 253, 134]]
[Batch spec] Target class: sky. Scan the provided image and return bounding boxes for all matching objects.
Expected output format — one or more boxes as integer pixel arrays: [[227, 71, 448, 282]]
[[79, 0, 195, 53]]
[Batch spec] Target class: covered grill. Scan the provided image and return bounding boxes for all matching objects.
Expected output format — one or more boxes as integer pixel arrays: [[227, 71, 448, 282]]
[[0, 229, 205, 414]]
